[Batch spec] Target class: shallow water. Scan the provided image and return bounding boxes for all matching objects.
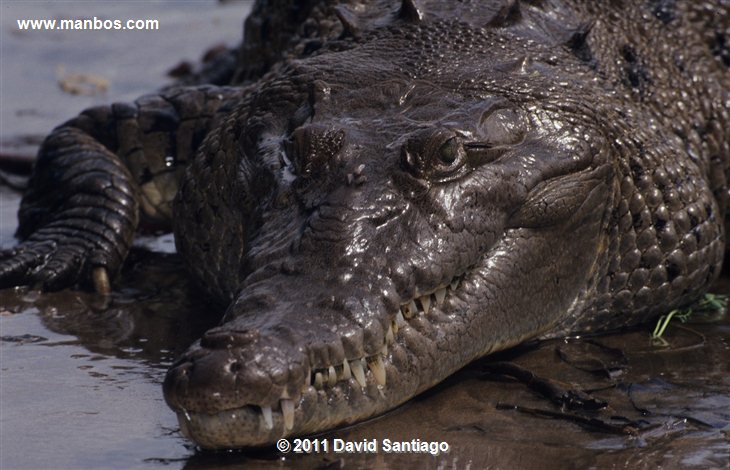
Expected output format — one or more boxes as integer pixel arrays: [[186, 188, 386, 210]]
[[2, 2, 730, 469], [0, 0, 247, 162]]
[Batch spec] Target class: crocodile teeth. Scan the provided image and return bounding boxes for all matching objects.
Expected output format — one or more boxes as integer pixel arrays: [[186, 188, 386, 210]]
[[435, 288, 446, 305], [328, 366, 337, 387], [420, 295, 431, 314], [386, 325, 394, 344], [261, 405, 273, 430], [405, 300, 418, 319], [351, 359, 367, 387], [450, 279, 459, 290], [381, 342, 388, 357], [337, 359, 349, 380], [396, 311, 406, 326], [314, 371, 324, 389], [281, 399, 295, 431], [368, 355, 386, 386]]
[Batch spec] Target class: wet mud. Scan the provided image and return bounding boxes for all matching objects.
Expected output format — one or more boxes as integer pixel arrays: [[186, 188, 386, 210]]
[[1, 1, 729, 469]]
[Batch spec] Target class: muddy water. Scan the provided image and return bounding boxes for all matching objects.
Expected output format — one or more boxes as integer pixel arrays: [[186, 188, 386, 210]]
[[2, 2, 730, 469]]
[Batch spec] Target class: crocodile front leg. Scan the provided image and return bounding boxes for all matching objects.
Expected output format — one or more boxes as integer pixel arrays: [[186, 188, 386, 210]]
[[0, 85, 246, 292]]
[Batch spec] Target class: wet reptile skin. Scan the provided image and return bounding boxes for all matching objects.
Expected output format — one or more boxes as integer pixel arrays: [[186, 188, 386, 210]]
[[1, 0, 729, 449]]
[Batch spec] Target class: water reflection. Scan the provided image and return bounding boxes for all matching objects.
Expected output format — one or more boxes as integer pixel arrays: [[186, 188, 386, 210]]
[[2, 249, 224, 368]]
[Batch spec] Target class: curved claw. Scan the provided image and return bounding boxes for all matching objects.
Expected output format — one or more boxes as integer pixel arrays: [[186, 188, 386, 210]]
[[92, 267, 111, 295]]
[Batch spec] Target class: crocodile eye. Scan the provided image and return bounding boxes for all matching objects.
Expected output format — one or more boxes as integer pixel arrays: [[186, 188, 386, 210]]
[[401, 129, 468, 183], [432, 136, 468, 181], [438, 138, 460, 165]]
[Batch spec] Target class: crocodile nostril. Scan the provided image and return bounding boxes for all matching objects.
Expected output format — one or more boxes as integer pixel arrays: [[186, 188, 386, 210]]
[[200, 328, 260, 349], [225, 361, 242, 374]]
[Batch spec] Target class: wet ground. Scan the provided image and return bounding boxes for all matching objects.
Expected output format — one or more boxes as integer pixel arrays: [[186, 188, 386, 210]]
[[2, 2, 730, 469]]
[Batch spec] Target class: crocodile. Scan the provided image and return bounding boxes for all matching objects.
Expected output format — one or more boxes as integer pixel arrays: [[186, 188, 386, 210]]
[[1, 0, 729, 450]]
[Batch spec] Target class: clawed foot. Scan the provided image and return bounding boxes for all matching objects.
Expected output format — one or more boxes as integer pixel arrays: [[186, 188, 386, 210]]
[[0, 236, 111, 294]]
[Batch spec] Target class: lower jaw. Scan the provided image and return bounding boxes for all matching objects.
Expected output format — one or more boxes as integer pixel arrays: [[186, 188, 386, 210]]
[[175, 372, 410, 449], [175, 330, 545, 450]]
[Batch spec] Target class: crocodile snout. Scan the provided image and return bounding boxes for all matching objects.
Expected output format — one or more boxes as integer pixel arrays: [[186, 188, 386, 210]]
[[163, 324, 311, 415], [161, 268, 477, 448]]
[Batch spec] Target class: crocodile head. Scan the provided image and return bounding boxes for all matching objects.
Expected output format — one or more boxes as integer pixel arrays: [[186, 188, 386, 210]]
[[163, 22, 617, 448]]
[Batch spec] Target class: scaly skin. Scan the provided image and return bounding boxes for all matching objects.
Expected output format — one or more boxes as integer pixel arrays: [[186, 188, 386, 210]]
[[1, 0, 729, 449]]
